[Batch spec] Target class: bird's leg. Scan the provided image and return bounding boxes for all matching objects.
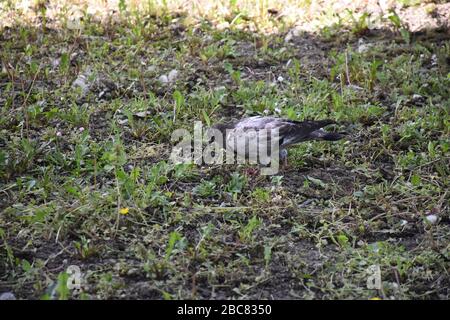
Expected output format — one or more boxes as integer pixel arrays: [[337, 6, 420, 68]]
[[280, 149, 288, 170]]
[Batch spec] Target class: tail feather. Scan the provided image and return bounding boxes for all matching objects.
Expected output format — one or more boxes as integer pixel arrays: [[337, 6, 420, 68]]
[[309, 130, 345, 141]]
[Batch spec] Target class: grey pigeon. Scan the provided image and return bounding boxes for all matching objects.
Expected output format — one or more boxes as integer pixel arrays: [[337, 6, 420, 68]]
[[212, 116, 344, 166]]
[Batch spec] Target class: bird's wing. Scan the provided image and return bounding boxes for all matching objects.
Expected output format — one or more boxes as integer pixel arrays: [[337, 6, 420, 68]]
[[225, 117, 283, 157], [278, 120, 335, 147]]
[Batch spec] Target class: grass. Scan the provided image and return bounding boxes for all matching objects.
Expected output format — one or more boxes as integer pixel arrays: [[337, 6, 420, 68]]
[[0, 0, 449, 300]]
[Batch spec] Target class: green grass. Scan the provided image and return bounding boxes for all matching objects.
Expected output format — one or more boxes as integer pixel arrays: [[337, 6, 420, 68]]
[[0, 0, 449, 300]]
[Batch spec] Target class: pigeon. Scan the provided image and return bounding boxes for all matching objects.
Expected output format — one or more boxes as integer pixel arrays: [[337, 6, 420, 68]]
[[211, 116, 344, 166]]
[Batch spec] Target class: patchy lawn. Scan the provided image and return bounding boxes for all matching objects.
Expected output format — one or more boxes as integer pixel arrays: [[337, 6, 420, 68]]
[[0, 0, 449, 299]]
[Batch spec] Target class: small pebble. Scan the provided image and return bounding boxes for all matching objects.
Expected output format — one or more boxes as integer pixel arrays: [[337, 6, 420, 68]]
[[168, 69, 179, 82], [284, 32, 293, 43], [0, 292, 16, 300], [431, 54, 437, 66], [158, 75, 169, 84], [412, 94, 424, 101], [425, 214, 438, 224], [357, 43, 371, 53], [347, 84, 364, 91], [127, 268, 139, 276]]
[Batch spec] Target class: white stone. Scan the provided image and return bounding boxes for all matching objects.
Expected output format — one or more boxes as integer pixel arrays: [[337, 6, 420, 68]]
[[0, 292, 16, 300], [168, 69, 179, 82], [284, 31, 293, 43], [158, 74, 169, 84], [425, 214, 438, 224]]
